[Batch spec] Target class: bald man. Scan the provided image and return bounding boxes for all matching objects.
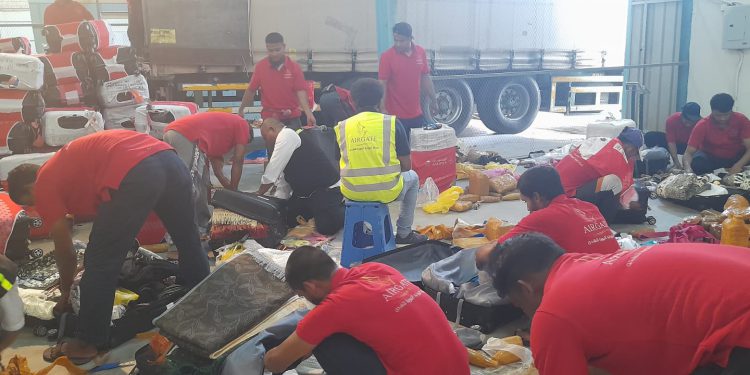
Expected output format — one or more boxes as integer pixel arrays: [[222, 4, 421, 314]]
[[258, 119, 344, 235]]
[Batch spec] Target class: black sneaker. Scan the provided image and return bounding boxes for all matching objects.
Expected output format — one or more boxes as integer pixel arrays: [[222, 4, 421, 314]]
[[396, 231, 428, 245]]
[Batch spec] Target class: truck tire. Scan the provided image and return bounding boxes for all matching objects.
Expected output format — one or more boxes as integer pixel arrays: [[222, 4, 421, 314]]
[[423, 79, 474, 135], [477, 77, 540, 134]]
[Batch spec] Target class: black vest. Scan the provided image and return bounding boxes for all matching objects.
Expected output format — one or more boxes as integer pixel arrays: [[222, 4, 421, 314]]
[[284, 126, 340, 197]]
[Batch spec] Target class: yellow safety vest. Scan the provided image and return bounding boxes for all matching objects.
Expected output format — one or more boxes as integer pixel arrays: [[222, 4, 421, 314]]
[[335, 112, 404, 203]]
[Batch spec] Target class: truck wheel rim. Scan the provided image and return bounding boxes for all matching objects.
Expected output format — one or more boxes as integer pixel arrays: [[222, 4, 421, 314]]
[[498, 83, 531, 121], [434, 89, 461, 125]]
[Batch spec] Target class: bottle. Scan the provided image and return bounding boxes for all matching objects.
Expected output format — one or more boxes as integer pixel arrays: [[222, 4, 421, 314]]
[[721, 214, 749, 247]]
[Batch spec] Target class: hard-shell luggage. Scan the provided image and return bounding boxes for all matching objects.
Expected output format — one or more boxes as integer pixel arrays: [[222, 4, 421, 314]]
[[0, 53, 44, 90], [135, 102, 194, 140], [41, 80, 96, 107], [0, 90, 45, 123], [43, 20, 112, 53], [102, 104, 145, 132], [89, 46, 138, 82], [0, 37, 31, 54], [211, 189, 288, 248], [154, 250, 295, 358], [0, 192, 41, 262], [41, 107, 103, 146], [97, 74, 149, 108]]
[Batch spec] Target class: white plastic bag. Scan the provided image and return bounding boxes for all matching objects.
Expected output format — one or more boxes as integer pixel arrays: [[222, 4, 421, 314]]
[[417, 177, 440, 207]]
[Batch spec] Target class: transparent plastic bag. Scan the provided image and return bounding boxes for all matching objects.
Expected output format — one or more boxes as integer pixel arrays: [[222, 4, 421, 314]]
[[423, 186, 464, 214], [417, 177, 440, 207]]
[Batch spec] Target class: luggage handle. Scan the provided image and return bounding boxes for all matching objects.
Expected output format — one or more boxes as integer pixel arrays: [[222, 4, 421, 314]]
[[455, 298, 464, 325]]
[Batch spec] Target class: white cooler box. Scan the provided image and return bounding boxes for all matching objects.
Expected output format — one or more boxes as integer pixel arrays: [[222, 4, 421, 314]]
[[0, 152, 55, 189], [103, 104, 146, 132], [586, 119, 636, 139], [135, 102, 197, 140], [42, 107, 104, 146], [97, 74, 149, 108], [410, 126, 457, 192], [0, 53, 44, 91]]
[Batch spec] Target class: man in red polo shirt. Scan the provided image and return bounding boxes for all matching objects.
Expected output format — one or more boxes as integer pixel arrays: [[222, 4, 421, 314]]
[[6, 130, 210, 364], [379, 22, 437, 132], [555, 127, 643, 223], [489, 233, 750, 375], [264, 246, 469, 375], [684, 93, 750, 175], [665, 102, 702, 169], [43, 0, 93, 26], [164, 112, 251, 236], [475, 166, 617, 267], [238, 32, 315, 129]]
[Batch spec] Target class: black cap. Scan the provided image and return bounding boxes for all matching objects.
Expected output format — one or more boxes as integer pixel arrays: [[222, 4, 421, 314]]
[[681, 102, 702, 123], [393, 22, 413, 38]]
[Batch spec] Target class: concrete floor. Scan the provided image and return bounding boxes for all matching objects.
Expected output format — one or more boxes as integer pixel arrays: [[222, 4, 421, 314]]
[[5, 112, 699, 374]]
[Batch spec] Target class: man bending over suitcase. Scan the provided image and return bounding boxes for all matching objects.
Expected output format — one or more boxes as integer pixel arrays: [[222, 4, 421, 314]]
[[489, 233, 750, 375], [264, 246, 469, 375], [475, 166, 618, 268], [163, 112, 252, 237], [554, 127, 643, 223], [7, 130, 210, 365], [257, 118, 345, 235]]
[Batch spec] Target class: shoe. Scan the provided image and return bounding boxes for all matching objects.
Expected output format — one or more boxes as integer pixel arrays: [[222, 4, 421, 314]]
[[396, 231, 428, 245]]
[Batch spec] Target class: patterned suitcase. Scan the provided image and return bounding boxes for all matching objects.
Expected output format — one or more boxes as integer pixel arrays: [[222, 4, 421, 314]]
[[153, 250, 294, 358], [38, 51, 90, 86], [42, 107, 104, 146], [97, 74, 149, 108], [102, 104, 146, 132], [43, 20, 112, 53], [0, 90, 45, 123], [0, 193, 41, 262], [135, 102, 195, 140], [89, 46, 138, 83], [0, 37, 31, 55], [0, 53, 44, 90]]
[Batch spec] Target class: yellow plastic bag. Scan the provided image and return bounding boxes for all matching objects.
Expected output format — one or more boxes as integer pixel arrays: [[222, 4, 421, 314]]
[[423, 187, 464, 214], [114, 288, 139, 306]]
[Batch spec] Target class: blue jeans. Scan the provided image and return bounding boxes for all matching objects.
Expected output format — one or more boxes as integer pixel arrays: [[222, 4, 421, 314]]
[[395, 170, 419, 237]]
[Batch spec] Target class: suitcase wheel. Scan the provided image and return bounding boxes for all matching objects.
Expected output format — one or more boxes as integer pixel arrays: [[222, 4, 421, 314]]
[[31, 218, 43, 228], [33, 325, 48, 337], [646, 216, 657, 225], [30, 248, 44, 259]]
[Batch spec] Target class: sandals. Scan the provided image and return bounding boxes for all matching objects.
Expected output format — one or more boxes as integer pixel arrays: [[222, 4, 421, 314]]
[[43, 341, 98, 366]]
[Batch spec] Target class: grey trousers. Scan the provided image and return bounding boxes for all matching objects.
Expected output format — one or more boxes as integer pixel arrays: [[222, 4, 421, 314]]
[[163, 130, 211, 236]]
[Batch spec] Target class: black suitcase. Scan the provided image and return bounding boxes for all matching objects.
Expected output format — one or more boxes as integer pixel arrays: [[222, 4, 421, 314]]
[[611, 183, 656, 225], [211, 189, 288, 248], [364, 241, 521, 333], [364, 240, 458, 288], [669, 194, 730, 212]]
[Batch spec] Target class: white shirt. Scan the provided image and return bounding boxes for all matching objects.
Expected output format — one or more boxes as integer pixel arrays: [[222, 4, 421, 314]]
[[1, 286, 25, 332]]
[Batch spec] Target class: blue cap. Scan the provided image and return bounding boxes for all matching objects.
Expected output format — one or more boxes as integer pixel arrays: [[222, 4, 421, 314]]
[[619, 127, 644, 149]]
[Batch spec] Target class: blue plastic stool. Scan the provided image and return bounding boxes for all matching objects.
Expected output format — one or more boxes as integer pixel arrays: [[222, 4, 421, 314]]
[[340, 201, 396, 267]]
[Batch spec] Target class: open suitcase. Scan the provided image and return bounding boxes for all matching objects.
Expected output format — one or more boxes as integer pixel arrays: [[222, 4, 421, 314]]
[[364, 241, 522, 333], [41, 107, 103, 146], [0, 37, 31, 54], [0, 53, 44, 91], [211, 189, 288, 248]]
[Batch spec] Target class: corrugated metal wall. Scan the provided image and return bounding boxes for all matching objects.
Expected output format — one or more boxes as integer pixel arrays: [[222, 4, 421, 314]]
[[624, 0, 688, 132]]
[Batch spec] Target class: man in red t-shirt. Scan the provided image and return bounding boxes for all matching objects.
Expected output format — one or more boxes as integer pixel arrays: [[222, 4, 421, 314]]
[[43, 0, 93, 26], [476, 166, 618, 267], [489, 233, 750, 375], [264, 246, 469, 375], [378, 22, 437, 131], [684, 93, 750, 175], [555, 127, 643, 223], [665, 102, 702, 169], [6, 131, 210, 365], [164, 112, 251, 236], [238, 32, 315, 129]]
